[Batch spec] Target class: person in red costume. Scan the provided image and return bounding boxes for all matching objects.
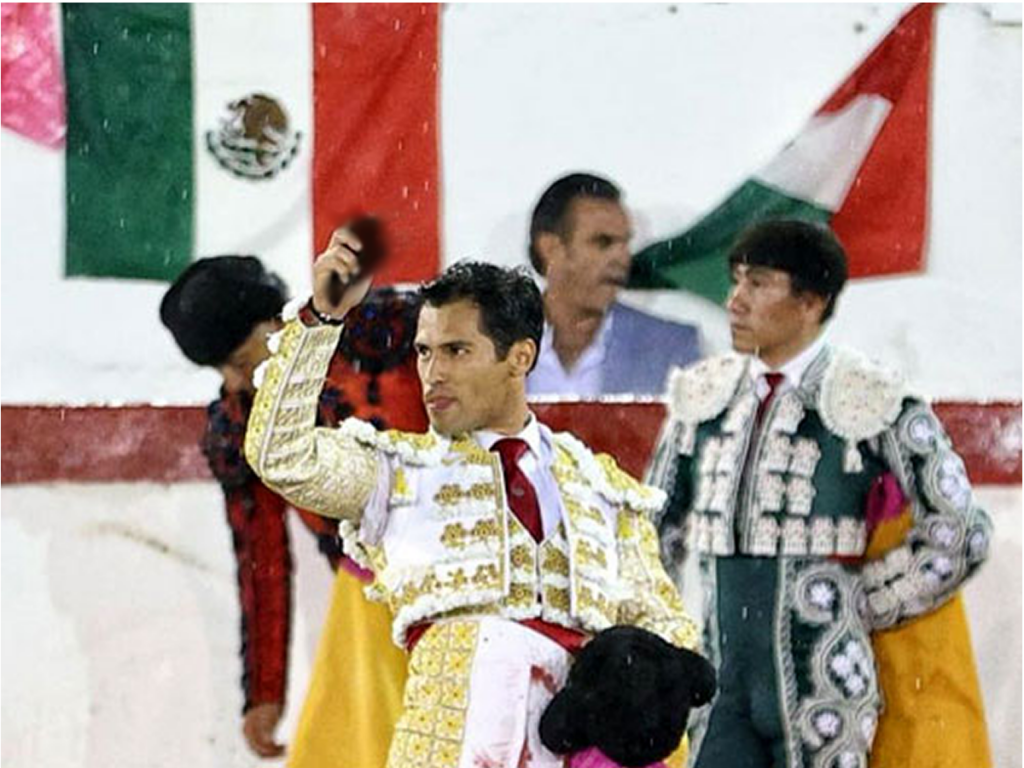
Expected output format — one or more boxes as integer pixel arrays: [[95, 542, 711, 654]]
[[160, 255, 424, 758]]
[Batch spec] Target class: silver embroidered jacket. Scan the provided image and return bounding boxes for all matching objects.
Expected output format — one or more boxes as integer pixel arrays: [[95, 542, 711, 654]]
[[245, 316, 698, 649], [649, 345, 992, 632]]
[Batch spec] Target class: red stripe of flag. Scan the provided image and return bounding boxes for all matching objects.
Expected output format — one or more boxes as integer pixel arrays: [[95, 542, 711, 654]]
[[312, 4, 441, 284], [822, 4, 934, 278]]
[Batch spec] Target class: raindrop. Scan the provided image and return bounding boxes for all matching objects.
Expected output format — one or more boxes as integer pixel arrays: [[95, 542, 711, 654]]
[[741, 606, 748, 620], [102, 118, 110, 131], [121, 28, 129, 40], [914, 677, 922, 691], [401, 185, 410, 199], [394, 19, 402, 31], [92, 41, 99, 55], [118, 217, 126, 230]]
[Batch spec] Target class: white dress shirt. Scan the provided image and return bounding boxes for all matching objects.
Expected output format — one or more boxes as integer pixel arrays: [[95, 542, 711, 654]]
[[527, 313, 614, 397]]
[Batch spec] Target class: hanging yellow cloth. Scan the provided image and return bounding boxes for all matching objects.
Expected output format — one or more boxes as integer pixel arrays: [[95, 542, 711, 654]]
[[865, 507, 992, 768], [288, 567, 408, 768]]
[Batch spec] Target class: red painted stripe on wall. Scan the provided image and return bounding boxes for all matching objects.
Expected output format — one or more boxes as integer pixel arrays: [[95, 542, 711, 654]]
[[312, 4, 440, 285], [1, 402, 1019, 485]]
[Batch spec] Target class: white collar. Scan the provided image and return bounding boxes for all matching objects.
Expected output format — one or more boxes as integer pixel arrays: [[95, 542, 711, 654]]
[[539, 306, 616, 364], [749, 333, 827, 389], [474, 412, 544, 457]]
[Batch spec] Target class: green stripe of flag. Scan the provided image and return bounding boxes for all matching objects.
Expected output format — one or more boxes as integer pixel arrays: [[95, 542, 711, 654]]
[[63, 4, 193, 280], [628, 179, 831, 305]]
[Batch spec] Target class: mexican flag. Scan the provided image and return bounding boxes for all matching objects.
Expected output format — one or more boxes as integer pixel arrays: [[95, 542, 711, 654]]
[[629, 3, 934, 305], [59, 3, 440, 287]]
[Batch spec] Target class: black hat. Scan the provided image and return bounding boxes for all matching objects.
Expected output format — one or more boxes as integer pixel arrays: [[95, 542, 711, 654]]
[[540, 626, 717, 767], [160, 256, 287, 367]]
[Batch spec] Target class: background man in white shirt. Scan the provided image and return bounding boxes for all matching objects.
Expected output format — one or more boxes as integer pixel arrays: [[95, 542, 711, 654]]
[[527, 172, 703, 396]]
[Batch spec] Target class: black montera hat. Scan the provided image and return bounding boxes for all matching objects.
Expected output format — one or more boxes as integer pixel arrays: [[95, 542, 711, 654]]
[[160, 256, 287, 366]]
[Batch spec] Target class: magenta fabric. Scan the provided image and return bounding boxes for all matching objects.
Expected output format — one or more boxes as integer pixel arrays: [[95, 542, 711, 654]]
[[864, 471, 908, 536], [1, 2, 65, 147], [569, 747, 668, 768]]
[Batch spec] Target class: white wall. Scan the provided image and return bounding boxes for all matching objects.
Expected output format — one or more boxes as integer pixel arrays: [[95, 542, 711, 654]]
[[1, 482, 335, 768], [1, 482, 1019, 768], [1, 3, 1020, 404]]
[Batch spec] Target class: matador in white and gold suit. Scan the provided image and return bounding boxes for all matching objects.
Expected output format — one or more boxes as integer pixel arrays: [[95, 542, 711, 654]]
[[244, 276, 698, 768]]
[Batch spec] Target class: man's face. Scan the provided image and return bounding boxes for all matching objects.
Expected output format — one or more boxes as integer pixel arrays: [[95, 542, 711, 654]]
[[543, 197, 632, 316], [218, 319, 280, 394], [726, 264, 821, 367], [414, 300, 525, 436]]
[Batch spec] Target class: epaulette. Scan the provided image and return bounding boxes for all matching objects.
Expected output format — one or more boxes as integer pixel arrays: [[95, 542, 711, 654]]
[[552, 431, 666, 515], [818, 346, 910, 444], [666, 353, 748, 425]]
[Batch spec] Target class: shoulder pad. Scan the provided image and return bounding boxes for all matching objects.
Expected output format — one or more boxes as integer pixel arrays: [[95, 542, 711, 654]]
[[666, 353, 748, 425], [552, 431, 666, 515], [818, 347, 909, 443]]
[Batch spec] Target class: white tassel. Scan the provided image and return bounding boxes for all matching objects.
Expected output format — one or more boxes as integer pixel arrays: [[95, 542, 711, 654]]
[[844, 442, 864, 473]]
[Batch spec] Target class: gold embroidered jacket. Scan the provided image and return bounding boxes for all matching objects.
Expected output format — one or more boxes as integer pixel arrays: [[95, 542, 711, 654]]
[[245, 316, 698, 649]]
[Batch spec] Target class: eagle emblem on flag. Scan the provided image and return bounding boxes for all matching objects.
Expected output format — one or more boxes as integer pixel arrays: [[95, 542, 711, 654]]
[[206, 93, 301, 179]]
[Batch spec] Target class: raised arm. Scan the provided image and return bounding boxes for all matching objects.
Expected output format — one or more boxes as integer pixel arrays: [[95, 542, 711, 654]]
[[244, 227, 381, 521]]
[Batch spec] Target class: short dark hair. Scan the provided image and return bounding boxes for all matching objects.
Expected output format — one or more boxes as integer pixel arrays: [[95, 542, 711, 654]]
[[418, 261, 544, 371], [160, 255, 287, 366], [529, 172, 621, 275], [728, 219, 848, 322]]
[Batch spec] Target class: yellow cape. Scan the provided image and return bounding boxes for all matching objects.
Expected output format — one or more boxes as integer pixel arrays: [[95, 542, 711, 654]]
[[288, 567, 408, 768], [866, 510, 991, 767]]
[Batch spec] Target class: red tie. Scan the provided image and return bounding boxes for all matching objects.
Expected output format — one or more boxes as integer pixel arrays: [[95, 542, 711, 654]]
[[757, 372, 786, 422], [491, 438, 544, 542]]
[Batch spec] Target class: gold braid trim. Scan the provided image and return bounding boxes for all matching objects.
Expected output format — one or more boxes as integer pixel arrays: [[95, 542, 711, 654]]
[[244, 318, 379, 520], [617, 507, 700, 650]]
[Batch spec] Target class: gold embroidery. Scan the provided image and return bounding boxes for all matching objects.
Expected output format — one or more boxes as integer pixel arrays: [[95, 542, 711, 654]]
[[244, 319, 379, 520], [393, 467, 411, 499], [541, 547, 570, 577], [471, 563, 500, 588], [382, 429, 439, 454], [577, 584, 616, 622], [509, 544, 534, 569], [544, 586, 571, 612], [388, 621, 479, 768], [434, 482, 499, 507], [574, 538, 608, 569], [563, 496, 606, 526], [595, 452, 656, 501], [439, 519, 500, 550], [508, 583, 536, 607], [447, 437, 496, 466]]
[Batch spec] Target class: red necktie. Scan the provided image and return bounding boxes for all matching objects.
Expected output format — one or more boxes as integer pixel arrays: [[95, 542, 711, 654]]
[[757, 372, 786, 423], [491, 438, 544, 542]]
